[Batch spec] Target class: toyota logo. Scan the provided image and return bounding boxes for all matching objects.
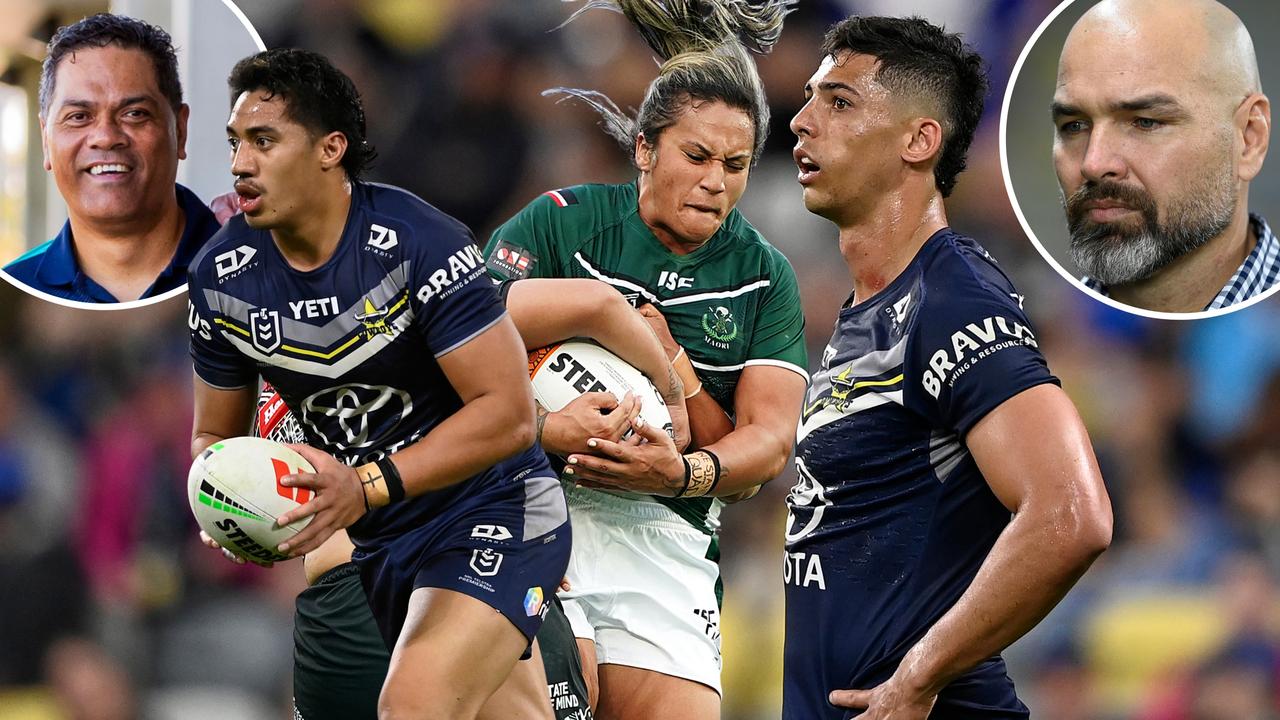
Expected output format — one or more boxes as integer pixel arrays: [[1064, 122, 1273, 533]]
[[300, 384, 413, 449]]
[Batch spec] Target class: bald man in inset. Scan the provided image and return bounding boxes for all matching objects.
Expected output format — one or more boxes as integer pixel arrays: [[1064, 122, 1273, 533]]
[[1052, 0, 1277, 313]]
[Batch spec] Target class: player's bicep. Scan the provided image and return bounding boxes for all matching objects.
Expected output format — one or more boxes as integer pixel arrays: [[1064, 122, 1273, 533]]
[[192, 372, 256, 454], [966, 383, 1109, 520], [436, 314, 534, 409], [733, 365, 808, 444]]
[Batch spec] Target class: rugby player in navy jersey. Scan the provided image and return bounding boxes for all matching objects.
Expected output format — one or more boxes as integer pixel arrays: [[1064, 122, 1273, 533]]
[[187, 48, 573, 720], [783, 17, 1113, 719]]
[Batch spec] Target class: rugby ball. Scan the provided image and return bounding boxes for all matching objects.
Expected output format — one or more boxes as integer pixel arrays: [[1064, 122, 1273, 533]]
[[527, 340, 673, 440], [188, 436, 315, 563]]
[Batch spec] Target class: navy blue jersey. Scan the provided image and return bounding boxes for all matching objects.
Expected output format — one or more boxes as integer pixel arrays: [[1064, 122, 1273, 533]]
[[783, 229, 1057, 719], [188, 181, 552, 548]]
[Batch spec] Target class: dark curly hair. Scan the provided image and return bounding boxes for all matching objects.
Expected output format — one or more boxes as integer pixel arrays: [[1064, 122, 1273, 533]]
[[822, 16, 988, 198], [228, 48, 377, 181], [40, 13, 183, 117]]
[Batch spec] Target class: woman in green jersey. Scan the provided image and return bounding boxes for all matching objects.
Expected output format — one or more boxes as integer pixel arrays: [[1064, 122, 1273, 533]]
[[483, 2, 806, 718]]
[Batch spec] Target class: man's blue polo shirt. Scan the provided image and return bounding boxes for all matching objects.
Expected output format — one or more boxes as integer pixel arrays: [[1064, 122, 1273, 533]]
[[3, 184, 220, 303]]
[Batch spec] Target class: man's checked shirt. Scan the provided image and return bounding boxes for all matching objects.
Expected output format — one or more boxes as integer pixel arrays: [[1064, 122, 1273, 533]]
[[1083, 213, 1280, 311]]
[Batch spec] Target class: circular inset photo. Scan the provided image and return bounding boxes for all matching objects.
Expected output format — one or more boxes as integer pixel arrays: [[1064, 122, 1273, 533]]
[[0, 0, 264, 309], [1003, 0, 1280, 319]]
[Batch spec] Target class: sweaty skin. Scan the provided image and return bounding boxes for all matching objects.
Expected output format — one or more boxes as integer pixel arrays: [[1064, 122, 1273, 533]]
[[1053, 0, 1271, 312]]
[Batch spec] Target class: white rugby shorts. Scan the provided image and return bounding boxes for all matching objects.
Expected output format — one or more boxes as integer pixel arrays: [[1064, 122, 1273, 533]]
[[558, 484, 724, 694]]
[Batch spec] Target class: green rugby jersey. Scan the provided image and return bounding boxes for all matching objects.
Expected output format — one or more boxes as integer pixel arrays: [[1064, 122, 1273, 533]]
[[484, 181, 807, 533]]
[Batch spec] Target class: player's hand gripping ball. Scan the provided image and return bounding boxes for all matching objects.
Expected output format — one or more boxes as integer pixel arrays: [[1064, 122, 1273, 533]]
[[528, 340, 674, 439], [189, 436, 316, 564]]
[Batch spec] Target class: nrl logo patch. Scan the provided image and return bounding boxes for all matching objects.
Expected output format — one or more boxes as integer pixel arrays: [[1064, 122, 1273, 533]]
[[249, 307, 282, 354], [470, 548, 504, 577]]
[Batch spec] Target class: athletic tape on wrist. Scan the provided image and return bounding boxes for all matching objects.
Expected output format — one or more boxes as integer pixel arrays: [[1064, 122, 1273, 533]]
[[679, 450, 721, 498], [376, 457, 406, 505], [676, 455, 693, 497]]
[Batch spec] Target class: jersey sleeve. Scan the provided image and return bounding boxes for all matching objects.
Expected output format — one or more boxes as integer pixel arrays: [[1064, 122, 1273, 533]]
[[483, 192, 565, 282], [905, 264, 1058, 436], [746, 248, 808, 378], [188, 279, 257, 390], [411, 219, 506, 357]]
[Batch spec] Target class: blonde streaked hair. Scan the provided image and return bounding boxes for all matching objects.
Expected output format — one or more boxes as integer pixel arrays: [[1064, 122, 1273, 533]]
[[546, 0, 795, 165]]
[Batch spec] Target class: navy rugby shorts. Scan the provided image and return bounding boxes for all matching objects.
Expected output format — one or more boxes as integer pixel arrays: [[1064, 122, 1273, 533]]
[[354, 470, 571, 650]]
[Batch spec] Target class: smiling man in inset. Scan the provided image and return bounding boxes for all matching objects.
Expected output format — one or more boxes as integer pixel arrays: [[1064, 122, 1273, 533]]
[[1052, 0, 1276, 313], [4, 14, 220, 304]]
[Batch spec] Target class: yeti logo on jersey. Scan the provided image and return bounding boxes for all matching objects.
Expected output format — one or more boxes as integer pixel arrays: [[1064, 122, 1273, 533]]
[[486, 240, 536, 280], [784, 458, 832, 544], [367, 223, 398, 251], [249, 308, 282, 354], [921, 316, 1039, 398], [701, 306, 738, 348], [418, 246, 488, 301], [354, 298, 394, 340], [215, 245, 257, 281], [470, 548, 504, 577], [300, 384, 413, 449]]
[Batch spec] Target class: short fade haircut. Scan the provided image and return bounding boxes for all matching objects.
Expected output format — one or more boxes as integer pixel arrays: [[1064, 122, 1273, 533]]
[[227, 48, 377, 181], [40, 13, 183, 118], [822, 16, 988, 198]]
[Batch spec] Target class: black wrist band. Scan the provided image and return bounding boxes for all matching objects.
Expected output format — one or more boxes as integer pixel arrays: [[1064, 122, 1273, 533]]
[[676, 455, 692, 497], [376, 457, 406, 505]]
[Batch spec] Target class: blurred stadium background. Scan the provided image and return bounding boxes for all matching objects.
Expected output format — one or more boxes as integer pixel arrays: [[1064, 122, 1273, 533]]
[[1, 1, 1278, 719]]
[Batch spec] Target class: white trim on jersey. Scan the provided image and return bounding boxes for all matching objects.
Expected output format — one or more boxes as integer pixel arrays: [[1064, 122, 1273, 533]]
[[797, 391, 903, 443], [744, 358, 809, 381], [659, 279, 772, 306], [689, 358, 807, 380], [194, 374, 253, 392], [222, 311, 415, 379], [433, 313, 506, 358], [572, 253, 660, 305]]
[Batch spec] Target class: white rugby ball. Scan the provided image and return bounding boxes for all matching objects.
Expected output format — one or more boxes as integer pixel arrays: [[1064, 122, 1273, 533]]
[[528, 340, 673, 440], [188, 436, 315, 563]]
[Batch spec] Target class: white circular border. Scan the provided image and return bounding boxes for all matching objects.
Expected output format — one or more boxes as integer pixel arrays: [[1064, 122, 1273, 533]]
[[999, 0, 1280, 321], [0, 0, 267, 312]]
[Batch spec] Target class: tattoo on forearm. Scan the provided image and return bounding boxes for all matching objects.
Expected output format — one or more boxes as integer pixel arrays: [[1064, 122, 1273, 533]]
[[535, 405, 549, 444], [665, 365, 682, 402]]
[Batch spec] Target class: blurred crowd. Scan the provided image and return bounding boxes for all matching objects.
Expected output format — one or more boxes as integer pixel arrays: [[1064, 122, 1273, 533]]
[[1, 1, 1278, 719]]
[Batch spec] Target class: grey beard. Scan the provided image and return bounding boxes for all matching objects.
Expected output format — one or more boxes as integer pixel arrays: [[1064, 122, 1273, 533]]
[[1066, 185, 1236, 287]]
